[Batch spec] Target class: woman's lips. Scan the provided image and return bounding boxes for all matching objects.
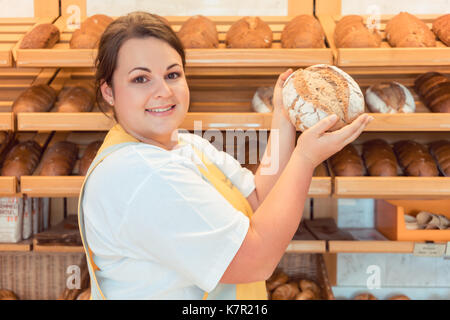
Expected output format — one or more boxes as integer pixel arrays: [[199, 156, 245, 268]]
[[145, 104, 176, 117]]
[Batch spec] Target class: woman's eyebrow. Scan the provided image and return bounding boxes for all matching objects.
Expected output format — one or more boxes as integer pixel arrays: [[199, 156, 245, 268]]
[[167, 63, 181, 70], [128, 64, 180, 74]]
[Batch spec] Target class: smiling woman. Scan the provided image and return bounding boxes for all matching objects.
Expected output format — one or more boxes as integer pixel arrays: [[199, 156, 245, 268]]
[[78, 11, 371, 301]]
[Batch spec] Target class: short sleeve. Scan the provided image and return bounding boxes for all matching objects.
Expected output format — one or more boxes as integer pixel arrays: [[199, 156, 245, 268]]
[[183, 134, 256, 198], [117, 160, 250, 293]]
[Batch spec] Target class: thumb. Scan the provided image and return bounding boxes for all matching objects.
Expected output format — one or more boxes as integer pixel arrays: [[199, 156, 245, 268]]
[[276, 68, 293, 89], [307, 114, 339, 136]]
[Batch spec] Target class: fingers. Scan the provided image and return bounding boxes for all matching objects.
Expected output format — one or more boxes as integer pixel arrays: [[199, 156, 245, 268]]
[[276, 68, 293, 88], [330, 114, 373, 146], [307, 114, 339, 136]]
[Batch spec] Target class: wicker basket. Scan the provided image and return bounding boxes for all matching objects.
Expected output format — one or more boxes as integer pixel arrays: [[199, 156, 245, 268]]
[[271, 253, 335, 300]]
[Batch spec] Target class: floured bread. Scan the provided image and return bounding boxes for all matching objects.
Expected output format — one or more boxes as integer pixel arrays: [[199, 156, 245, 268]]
[[252, 87, 274, 113], [365, 81, 415, 113], [282, 64, 364, 131]]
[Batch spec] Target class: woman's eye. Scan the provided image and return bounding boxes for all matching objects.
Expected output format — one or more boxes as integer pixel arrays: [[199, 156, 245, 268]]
[[133, 76, 148, 83], [167, 72, 180, 80]]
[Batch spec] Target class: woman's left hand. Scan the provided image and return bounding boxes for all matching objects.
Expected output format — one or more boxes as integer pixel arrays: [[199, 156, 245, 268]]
[[272, 68, 294, 117]]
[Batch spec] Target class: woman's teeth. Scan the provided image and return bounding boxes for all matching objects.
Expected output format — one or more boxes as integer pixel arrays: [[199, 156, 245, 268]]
[[147, 105, 174, 113]]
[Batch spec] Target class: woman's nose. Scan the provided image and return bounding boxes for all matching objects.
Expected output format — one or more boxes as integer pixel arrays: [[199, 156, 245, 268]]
[[154, 78, 173, 99]]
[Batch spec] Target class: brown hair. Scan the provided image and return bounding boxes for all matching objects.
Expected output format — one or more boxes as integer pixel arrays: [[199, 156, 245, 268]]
[[94, 11, 186, 117]]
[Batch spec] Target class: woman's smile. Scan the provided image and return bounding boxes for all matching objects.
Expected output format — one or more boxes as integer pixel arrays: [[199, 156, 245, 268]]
[[145, 104, 177, 116]]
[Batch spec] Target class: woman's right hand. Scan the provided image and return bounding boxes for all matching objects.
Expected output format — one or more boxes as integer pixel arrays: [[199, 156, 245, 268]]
[[295, 113, 373, 168]]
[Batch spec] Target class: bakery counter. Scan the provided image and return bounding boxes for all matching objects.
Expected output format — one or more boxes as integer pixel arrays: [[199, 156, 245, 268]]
[[318, 14, 450, 68], [12, 15, 333, 68]]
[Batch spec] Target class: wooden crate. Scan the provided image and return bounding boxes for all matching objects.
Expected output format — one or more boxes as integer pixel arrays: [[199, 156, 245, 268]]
[[330, 132, 450, 199], [376, 199, 450, 242], [12, 12, 333, 68], [317, 13, 450, 68]]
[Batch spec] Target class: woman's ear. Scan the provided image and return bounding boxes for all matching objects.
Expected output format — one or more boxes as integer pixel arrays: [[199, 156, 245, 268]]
[[100, 81, 114, 106]]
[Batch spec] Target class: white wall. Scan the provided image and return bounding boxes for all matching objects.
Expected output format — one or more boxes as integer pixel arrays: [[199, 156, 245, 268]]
[[341, 0, 450, 15], [0, 0, 34, 17]]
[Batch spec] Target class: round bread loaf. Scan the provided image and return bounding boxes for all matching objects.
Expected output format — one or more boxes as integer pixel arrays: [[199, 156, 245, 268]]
[[266, 269, 289, 291], [252, 87, 274, 113], [365, 82, 415, 113], [334, 15, 381, 48], [388, 295, 411, 300], [12, 84, 57, 113], [226, 17, 272, 48], [282, 64, 364, 131], [271, 282, 300, 300], [353, 293, 377, 300], [385, 12, 436, 47], [433, 14, 450, 46], [281, 15, 325, 48], [20, 23, 60, 49], [178, 15, 218, 48], [70, 14, 113, 49]]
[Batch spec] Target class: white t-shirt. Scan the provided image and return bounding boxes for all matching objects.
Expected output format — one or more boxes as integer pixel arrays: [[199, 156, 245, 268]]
[[82, 132, 256, 299]]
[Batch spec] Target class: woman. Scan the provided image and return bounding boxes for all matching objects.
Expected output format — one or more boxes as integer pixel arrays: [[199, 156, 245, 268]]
[[78, 11, 372, 300]]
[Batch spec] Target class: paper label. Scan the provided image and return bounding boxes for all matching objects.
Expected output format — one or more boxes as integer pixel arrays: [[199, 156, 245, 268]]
[[413, 243, 446, 257]]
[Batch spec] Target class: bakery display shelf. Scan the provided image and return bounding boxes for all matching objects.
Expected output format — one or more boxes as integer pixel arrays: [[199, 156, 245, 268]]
[[20, 131, 105, 197], [32, 239, 84, 253], [318, 14, 450, 68], [0, 176, 18, 196], [285, 240, 327, 253], [0, 239, 33, 252], [0, 17, 56, 67], [12, 15, 333, 67], [328, 240, 417, 253]]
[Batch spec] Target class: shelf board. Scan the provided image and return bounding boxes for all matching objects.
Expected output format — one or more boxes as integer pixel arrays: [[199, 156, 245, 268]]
[[17, 112, 115, 131], [0, 112, 14, 130], [0, 239, 32, 252], [334, 177, 450, 199], [366, 113, 450, 131], [309, 177, 332, 197], [286, 240, 327, 253], [0, 176, 17, 196], [32, 238, 84, 253], [20, 176, 84, 197], [328, 240, 416, 253]]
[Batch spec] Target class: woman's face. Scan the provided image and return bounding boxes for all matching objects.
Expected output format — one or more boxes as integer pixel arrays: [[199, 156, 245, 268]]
[[101, 37, 189, 149]]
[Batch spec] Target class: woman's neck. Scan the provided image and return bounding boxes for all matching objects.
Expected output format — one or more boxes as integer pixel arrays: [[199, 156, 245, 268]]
[[120, 124, 179, 151]]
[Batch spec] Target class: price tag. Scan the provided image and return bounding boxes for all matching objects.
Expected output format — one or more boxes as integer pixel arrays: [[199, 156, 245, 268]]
[[413, 243, 446, 257]]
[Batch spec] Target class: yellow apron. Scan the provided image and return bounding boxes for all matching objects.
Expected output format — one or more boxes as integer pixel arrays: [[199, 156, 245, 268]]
[[77, 124, 267, 300]]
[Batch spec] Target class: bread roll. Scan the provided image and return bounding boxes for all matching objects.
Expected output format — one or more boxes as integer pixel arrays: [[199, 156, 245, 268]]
[[40, 141, 78, 176], [12, 84, 57, 113], [393, 140, 439, 177], [281, 15, 325, 48], [266, 269, 289, 291], [298, 279, 321, 297], [353, 293, 377, 300], [1, 141, 42, 178], [330, 144, 365, 176], [271, 282, 300, 300], [385, 12, 436, 47], [388, 295, 411, 300], [70, 14, 113, 49], [362, 139, 398, 176], [282, 64, 364, 131], [433, 14, 450, 46], [334, 15, 381, 48], [79, 141, 103, 176], [0, 289, 19, 300], [365, 82, 415, 113], [295, 289, 317, 300], [252, 87, 274, 113], [76, 287, 91, 300], [54, 82, 95, 112], [20, 23, 60, 49], [226, 17, 272, 48], [429, 140, 450, 176], [178, 15, 219, 48]]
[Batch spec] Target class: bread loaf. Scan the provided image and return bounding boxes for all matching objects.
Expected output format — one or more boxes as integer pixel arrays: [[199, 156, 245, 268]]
[[266, 269, 289, 291], [79, 140, 103, 176], [365, 82, 415, 113], [388, 295, 411, 300], [393, 140, 439, 176], [20, 23, 60, 49], [281, 15, 325, 48], [76, 287, 91, 300], [429, 140, 450, 176], [330, 144, 365, 176], [12, 84, 57, 113], [0, 289, 19, 300], [432, 14, 450, 46], [271, 282, 300, 300], [54, 82, 95, 112], [40, 141, 78, 176], [178, 15, 218, 48], [226, 17, 272, 48], [252, 87, 273, 113], [385, 12, 436, 47], [362, 139, 398, 176], [334, 15, 381, 48], [70, 14, 113, 49], [353, 293, 377, 300], [1, 141, 42, 178], [282, 64, 364, 131], [414, 72, 450, 113]]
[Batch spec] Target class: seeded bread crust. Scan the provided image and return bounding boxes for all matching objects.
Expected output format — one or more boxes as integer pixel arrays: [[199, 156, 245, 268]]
[[282, 64, 364, 131], [178, 15, 219, 49]]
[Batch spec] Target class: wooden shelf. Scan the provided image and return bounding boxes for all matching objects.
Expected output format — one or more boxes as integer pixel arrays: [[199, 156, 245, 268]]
[[20, 176, 84, 197], [328, 240, 416, 253], [366, 113, 450, 131], [32, 238, 83, 253], [286, 240, 327, 253], [334, 177, 450, 199], [0, 176, 17, 196], [0, 112, 14, 130], [318, 14, 450, 68], [17, 112, 115, 131], [309, 177, 332, 197], [0, 239, 32, 252]]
